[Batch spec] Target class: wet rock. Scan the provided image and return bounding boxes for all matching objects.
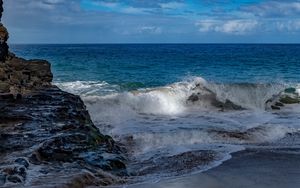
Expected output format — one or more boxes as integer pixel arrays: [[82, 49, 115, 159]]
[[275, 102, 284, 107], [15, 158, 30, 169], [187, 85, 244, 111], [7, 175, 23, 183], [285, 87, 296, 94], [0, 87, 127, 187], [0, 2, 127, 187], [187, 93, 199, 102], [271, 105, 281, 110], [279, 96, 300, 104], [0, 173, 6, 186], [131, 150, 216, 176]]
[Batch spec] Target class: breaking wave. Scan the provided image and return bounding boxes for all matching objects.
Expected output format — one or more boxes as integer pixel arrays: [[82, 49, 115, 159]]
[[77, 77, 299, 119], [56, 77, 300, 181]]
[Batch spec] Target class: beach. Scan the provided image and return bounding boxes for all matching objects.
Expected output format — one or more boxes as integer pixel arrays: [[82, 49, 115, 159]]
[[126, 149, 300, 188]]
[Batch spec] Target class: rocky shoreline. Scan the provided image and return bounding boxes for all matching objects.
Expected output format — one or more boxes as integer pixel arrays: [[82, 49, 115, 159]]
[[0, 1, 127, 187]]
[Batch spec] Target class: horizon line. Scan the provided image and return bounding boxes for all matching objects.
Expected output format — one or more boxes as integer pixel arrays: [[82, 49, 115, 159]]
[[9, 42, 300, 45]]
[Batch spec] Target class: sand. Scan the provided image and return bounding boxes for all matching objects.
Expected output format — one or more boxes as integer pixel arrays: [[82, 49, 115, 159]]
[[126, 149, 300, 188]]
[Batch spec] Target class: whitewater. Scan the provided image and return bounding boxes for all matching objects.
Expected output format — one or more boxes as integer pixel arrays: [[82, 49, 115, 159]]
[[56, 77, 300, 183]]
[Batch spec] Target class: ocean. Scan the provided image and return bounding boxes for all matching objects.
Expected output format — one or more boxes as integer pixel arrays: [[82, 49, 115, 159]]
[[11, 44, 300, 183]]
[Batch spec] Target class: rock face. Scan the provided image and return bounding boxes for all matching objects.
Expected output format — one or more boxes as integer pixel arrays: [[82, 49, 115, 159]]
[[0, 87, 127, 187], [0, 55, 53, 94], [0, 0, 8, 62], [0, 1, 127, 187], [0, 0, 3, 20], [0, 1, 50, 95]]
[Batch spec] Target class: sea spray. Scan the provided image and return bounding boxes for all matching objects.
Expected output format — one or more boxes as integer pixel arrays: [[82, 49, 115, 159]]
[[56, 76, 300, 182]]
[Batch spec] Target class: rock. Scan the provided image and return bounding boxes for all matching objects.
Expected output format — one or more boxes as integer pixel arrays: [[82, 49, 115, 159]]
[[284, 87, 296, 94], [0, 82, 9, 92], [0, 2, 127, 187], [0, 0, 8, 62], [271, 105, 280, 110], [187, 85, 244, 111], [279, 96, 300, 104], [187, 93, 199, 102], [0, 24, 8, 62], [7, 175, 23, 183], [0, 173, 6, 186], [0, 87, 127, 187], [0, 41, 8, 61], [0, 57, 53, 94], [0, 0, 3, 20], [275, 102, 284, 107], [15, 158, 30, 169]]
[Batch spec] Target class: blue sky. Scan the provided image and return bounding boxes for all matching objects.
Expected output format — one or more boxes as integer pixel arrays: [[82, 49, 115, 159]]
[[3, 0, 300, 43]]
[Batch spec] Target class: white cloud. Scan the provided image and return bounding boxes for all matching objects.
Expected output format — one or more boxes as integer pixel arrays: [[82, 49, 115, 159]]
[[138, 26, 162, 34], [244, 1, 300, 18], [196, 20, 258, 35], [276, 20, 300, 32], [94, 2, 119, 9], [159, 2, 185, 9]]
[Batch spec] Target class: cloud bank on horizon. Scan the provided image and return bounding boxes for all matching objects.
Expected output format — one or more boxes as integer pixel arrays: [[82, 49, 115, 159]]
[[3, 0, 300, 43]]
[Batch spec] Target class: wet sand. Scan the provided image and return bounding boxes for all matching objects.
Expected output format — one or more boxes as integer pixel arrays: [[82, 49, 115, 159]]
[[126, 149, 300, 188]]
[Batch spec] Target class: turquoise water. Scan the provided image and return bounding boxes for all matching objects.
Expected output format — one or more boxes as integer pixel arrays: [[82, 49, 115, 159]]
[[10, 44, 300, 183]]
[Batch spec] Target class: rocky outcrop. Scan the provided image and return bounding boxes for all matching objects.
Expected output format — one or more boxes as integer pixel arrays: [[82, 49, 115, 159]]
[[187, 84, 244, 111], [0, 55, 53, 94], [265, 87, 300, 110], [0, 0, 8, 62], [0, 1, 127, 187], [0, 87, 127, 187], [0, 0, 50, 95]]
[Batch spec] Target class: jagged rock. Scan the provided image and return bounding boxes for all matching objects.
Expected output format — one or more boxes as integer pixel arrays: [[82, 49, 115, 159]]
[[187, 85, 244, 111], [0, 87, 127, 187], [0, 1, 127, 187], [0, 57, 53, 94]]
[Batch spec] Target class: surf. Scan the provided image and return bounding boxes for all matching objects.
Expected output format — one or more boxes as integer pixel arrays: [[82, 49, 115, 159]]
[[56, 76, 300, 182]]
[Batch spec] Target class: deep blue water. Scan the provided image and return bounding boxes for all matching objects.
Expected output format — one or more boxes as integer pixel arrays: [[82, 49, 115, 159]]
[[10, 44, 300, 90]]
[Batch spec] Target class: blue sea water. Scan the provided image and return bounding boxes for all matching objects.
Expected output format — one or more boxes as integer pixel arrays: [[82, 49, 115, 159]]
[[11, 44, 300, 89], [10, 44, 300, 183]]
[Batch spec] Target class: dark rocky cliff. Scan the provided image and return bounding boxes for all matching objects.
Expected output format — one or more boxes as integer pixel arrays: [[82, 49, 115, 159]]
[[0, 1, 127, 187]]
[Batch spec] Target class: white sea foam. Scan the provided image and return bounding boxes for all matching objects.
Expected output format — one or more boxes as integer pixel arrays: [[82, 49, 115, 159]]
[[81, 77, 288, 124], [55, 81, 119, 96], [296, 85, 300, 95], [56, 77, 300, 181]]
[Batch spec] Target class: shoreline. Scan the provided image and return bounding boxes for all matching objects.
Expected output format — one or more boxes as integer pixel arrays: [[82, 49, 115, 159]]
[[123, 149, 300, 188]]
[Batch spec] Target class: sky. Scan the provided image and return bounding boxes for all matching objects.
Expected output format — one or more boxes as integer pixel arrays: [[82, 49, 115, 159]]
[[3, 0, 300, 43]]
